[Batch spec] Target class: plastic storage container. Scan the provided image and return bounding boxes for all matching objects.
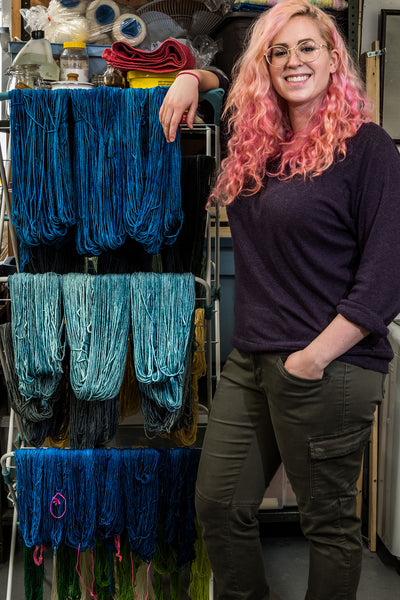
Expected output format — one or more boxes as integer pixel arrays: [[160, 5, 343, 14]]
[[60, 41, 89, 83], [126, 70, 177, 89], [12, 30, 59, 81], [211, 11, 260, 76]]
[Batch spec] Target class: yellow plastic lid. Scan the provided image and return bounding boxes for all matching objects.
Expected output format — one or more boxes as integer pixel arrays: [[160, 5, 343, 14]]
[[63, 41, 86, 49]]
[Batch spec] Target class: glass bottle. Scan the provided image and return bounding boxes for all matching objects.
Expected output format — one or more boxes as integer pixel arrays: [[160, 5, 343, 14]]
[[103, 64, 125, 88], [60, 41, 89, 83]]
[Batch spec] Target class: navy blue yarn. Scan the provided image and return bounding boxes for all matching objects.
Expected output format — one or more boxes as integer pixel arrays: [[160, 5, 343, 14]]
[[122, 447, 161, 562], [14, 447, 200, 562]]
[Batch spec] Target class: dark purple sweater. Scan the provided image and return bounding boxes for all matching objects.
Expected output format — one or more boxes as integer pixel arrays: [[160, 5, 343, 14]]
[[227, 122, 400, 373]]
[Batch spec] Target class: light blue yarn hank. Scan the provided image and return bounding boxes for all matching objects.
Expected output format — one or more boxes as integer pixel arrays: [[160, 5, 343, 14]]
[[8, 273, 64, 403], [62, 273, 130, 401], [130, 272, 196, 412]]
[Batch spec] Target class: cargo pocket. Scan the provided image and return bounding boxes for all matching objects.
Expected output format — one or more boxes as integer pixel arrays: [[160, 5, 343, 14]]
[[309, 425, 371, 500]]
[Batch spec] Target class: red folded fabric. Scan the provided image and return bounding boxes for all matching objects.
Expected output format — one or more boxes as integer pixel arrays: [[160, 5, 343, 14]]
[[102, 38, 196, 73]]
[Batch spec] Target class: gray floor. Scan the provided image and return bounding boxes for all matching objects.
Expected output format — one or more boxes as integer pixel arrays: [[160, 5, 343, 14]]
[[0, 521, 399, 599], [261, 522, 400, 600]]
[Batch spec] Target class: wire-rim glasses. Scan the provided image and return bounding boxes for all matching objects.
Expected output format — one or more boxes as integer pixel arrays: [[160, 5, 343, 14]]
[[265, 40, 328, 67]]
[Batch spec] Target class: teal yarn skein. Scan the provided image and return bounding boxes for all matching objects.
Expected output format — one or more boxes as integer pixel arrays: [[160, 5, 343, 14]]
[[130, 272, 196, 412], [9, 89, 76, 270], [8, 272, 64, 403], [71, 87, 183, 256], [62, 273, 130, 401]]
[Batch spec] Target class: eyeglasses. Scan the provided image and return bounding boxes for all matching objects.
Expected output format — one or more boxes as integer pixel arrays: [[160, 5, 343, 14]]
[[265, 40, 328, 67]]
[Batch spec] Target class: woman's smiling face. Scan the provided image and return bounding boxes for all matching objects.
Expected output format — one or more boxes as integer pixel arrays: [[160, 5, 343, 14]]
[[268, 15, 339, 126]]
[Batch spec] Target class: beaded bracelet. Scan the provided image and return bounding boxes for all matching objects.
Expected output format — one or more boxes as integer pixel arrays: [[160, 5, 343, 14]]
[[175, 71, 201, 85]]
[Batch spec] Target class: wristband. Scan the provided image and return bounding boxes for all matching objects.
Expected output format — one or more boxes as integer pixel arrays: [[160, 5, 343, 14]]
[[175, 71, 201, 86]]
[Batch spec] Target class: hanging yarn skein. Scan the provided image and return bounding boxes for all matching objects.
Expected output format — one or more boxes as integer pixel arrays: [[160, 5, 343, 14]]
[[8, 273, 65, 403], [71, 87, 182, 256], [62, 273, 130, 401], [142, 326, 195, 440], [123, 87, 183, 254], [71, 87, 127, 256], [9, 89, 76, 270], [14, 447, 201, 559], [130, 272, 196, 413], [0, 322, 70, 446]]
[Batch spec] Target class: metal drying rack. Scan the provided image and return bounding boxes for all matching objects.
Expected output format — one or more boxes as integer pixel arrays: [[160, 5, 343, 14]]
[[0, 87, 224, 600]]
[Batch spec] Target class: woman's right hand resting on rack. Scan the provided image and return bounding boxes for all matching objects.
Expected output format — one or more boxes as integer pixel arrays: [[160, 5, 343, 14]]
[[159, 70, 220, 143]]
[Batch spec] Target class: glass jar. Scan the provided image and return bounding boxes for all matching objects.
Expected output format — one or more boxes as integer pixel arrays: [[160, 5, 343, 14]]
[[6, 64, 42, 91], [6, 64, 42, 117], [103, 64, 125, 89], [60, 41, 89, 83]]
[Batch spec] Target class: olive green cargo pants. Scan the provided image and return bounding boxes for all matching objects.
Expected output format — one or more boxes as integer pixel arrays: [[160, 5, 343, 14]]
[[196, 349, 385, 600]]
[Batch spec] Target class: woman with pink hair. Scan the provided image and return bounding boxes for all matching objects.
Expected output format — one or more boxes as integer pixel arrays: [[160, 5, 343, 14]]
[[160, 1, 400, 598]]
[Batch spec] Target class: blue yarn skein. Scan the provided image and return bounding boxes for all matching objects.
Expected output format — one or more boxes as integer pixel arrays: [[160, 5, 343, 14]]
[[97, 449, 125, 540], [123, 87, 183, 254], [62, 273, 131, 401], [15, 448, 44, 547], [9, 89, 76, 270], [71, 87, 127, 256], [9, 273, 64, 403], [122, 447, 161, 562], [120, 87, 146, 235]]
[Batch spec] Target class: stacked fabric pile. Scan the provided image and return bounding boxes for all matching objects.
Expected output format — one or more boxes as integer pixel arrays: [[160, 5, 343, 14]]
[[102, 36, 196, 73]]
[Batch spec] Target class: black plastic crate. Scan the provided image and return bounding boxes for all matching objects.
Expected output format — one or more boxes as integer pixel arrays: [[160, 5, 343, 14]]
[[211, 8, 349, 78], [211, 11, 260, 77]]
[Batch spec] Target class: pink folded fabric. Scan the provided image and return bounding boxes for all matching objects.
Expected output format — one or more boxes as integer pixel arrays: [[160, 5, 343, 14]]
[[102, 38, 196, 73]]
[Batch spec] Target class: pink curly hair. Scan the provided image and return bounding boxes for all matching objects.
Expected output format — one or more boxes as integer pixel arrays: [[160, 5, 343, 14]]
[[210, 0, 372, 206]]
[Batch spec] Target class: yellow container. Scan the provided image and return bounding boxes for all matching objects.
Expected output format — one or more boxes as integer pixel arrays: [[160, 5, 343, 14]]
[[126, 70, 178, 88]]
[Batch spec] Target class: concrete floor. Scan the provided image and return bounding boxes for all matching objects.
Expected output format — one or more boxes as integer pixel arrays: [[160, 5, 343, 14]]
[[261, 522, 400, 600], [0, 521, 399, 599]]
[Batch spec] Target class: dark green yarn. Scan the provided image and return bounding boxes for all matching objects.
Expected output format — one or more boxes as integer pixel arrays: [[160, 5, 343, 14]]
[[56, 545, 81, 600], [93, 538, 115, 600], [152, 531, 181, 600], [24, 544, 44, 600], [115, 533, 142, 600]]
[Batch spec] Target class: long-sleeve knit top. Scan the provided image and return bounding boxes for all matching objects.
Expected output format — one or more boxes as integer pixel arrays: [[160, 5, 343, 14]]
[[227, 122, 400, 373]]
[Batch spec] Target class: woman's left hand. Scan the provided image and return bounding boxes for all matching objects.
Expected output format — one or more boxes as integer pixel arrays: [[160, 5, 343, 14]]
[[284, 350, 325, 380]]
